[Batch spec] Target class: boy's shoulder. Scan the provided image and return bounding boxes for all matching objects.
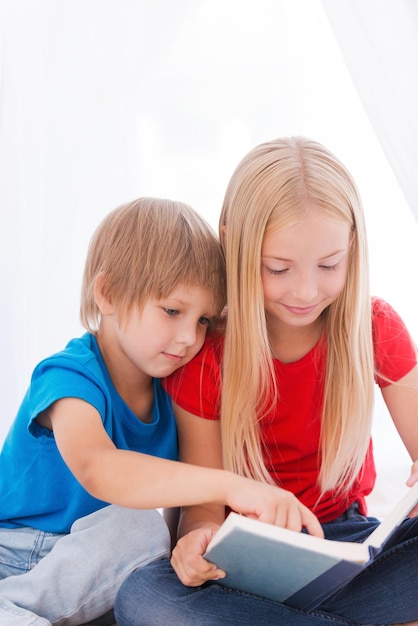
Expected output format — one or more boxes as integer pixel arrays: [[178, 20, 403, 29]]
[[56, 332, 97, 360], [33, 333, 104, 383], [25, 333, 110, 426], [39, 333, 96, 363]]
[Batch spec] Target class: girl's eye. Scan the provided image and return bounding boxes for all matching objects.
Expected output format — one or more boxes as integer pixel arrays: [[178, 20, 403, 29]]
[[163, 308, 179, 317], [265, 266, 288, 275], [319, 263, 338, 272], [198, 316, 211, 326]]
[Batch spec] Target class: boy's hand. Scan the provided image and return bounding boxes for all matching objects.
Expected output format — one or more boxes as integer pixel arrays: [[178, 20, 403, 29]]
[[224, 474, 324, 538]]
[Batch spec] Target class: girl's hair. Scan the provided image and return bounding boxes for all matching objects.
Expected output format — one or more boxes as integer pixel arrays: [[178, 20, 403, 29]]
[[219, 136, 374, 495], [80, 197, 226, 332]]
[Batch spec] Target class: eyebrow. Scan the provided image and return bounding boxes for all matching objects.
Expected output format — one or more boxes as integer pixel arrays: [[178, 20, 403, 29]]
[[319, 249, 348, 261], [262, 248, 348, 262], [162, 297, 216, 315]]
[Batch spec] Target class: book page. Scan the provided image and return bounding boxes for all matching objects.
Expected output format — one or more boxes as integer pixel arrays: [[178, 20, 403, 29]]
[[206, 512, 368, 563], [364, 481, 418, 549]]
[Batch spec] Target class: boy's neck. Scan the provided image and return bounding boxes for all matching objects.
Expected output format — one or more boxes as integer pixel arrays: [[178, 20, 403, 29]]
[[95, 332, 154, 423]]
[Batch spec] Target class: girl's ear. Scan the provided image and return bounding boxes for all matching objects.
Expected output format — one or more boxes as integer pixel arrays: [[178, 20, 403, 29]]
[[349, 228, 356, 251], [220, 224, 227, 248], [94, 272, 114, 316]]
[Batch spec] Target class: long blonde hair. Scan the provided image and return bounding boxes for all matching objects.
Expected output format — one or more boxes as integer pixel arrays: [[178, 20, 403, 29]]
[[219, 137, 374, 494], [80, 197, 226, 333]]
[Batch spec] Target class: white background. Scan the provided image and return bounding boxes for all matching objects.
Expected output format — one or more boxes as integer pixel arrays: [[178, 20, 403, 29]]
[[1, 0, 417, 517]]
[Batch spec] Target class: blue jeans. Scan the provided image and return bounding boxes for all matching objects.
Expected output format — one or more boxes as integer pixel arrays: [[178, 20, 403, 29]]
[[0, 505, 171, 625], [114, 505, 418, 626]]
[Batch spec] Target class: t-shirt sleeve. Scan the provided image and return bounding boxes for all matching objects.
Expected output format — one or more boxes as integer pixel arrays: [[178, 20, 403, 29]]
[[27, 356, 107, 437], [163, 337, 223, 420], [373, 297, 418, 388]]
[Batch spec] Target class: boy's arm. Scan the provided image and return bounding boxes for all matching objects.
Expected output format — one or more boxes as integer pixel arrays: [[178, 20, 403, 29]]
[[46, 396, 322, 527], [45, 396, 226, 510]]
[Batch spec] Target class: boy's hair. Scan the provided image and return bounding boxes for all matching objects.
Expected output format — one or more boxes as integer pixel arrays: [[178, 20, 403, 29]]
[[219, 136, 374, 494], [80, 197, 226, 332]]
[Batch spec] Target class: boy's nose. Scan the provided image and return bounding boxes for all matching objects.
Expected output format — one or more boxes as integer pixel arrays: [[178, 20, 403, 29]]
[[176, 324, 197, 346]]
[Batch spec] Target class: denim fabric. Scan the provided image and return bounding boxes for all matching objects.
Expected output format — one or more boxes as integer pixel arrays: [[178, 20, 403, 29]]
[[114, 505, 418, 626], [0, 505, 170, 625]]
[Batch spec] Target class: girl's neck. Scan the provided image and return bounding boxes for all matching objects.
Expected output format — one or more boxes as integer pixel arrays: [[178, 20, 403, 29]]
[[267, 316, 325, 364]]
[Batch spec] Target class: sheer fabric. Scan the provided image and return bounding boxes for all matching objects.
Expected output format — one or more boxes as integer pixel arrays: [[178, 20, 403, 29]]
[[1, 0, 416, 516], [323, 0, 418, 221]]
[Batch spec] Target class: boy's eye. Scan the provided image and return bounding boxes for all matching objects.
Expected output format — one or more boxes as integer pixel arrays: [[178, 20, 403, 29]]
[[163, 308, 179, 317]]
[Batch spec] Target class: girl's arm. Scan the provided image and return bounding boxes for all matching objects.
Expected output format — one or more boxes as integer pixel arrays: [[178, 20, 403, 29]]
[[170, 403, 325, 586], [175, 402, 226, 536], [170, 403, 227, 585], [381, 364, 418, 498]]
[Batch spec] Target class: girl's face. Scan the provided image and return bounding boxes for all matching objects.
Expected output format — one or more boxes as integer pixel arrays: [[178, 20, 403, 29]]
[[261, 211, 351, 334]]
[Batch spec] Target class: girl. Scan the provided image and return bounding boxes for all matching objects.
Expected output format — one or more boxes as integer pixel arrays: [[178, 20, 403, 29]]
[[114, 140, 418, 626], [0, 197, 320, 626]]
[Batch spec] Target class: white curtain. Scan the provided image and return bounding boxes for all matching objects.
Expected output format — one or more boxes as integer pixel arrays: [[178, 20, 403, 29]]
[[1, 0, 417, 515], [322, 0, 418, 221], [320, 0, 418, 513]]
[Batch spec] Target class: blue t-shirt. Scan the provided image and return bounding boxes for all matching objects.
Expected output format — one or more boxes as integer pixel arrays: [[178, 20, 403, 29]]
[[0, 333, 178, 533]]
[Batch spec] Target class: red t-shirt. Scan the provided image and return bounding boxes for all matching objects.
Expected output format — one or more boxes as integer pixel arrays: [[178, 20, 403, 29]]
[[164, 298, 417, 523]]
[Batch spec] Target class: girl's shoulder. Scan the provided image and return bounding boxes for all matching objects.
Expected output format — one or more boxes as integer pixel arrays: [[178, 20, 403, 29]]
[[163, 331, 224, 419], [371, 296, 411, 337], [205, 326, 225, 360], [371, 295, 399, 318], [371, 296, 417, 385]]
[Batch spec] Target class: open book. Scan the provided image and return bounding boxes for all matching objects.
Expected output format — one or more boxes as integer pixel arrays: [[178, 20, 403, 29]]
[[204, 482, 418, 610]]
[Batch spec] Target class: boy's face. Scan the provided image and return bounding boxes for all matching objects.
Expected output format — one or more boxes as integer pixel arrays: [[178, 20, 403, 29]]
[[108, 283, 217, 380]]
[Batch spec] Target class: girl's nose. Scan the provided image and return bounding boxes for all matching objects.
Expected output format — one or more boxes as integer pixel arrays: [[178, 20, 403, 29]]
[[292, 272, 318, 302]]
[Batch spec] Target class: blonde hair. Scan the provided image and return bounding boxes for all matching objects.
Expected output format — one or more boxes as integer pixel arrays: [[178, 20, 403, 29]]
[[219, 137, 374, 494], [80, 197, 226, 332]]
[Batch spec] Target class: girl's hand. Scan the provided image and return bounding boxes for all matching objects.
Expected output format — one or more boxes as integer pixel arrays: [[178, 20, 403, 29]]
[[172, 479, 323, 587], [406, 459, 418, 517], [406, 459, 418, 487], [171, 526, 226, 586]]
